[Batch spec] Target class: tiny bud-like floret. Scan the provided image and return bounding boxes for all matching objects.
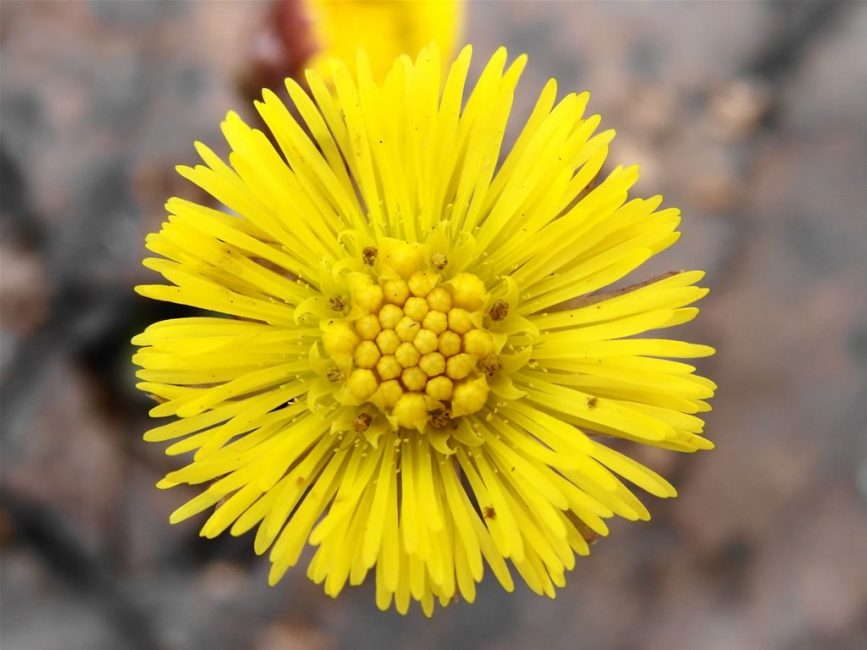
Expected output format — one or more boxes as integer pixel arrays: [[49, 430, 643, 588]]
[[419, 352, 445, 377], [361, 246, 378, 265], [323, 320, 359, 357], [378, 304, 403, 329], [395, 342, 421, 368], [448, 273, 487, 311], [355, 314, 381, 340], [347, 369, 378, 400], [374, 380, 403, 408], [446, 353, 475, 380], [408, 271, 438, 297], [489, 299, 509, 321], [451, 376, 490, 417], [393, 392, 427, 430], [413, 329, 438, 354], [329, 295, 346, 313], [401, 367, 427, 392], [438, 331, 462, 357], [381, 240, 423, 279], [422, 311, 448, 334], [478, 354, 501, 377], [404, 296, 429, 321], [376, 355, 402, 380], [395, 316, 420, 342], [353, 412, 373, 433], [448, 308, 473, 334], [426, 287, 452, 313], [463, 329, 494, 357], [383, 278, 410, 306], [354, 341, 381, 369], [431, 252, 448, 270], [429, 409, 451, 429], [375, 329, 400, 354], [425, 376, 453, 401], [353, 283, 383, 313]]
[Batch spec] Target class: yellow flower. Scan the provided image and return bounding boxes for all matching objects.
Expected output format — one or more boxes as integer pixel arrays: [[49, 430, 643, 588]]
[[133, 46, 716, 616], [305, 0, 464, 78]]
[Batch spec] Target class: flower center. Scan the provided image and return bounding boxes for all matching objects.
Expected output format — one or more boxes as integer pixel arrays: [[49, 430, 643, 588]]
[[322, 240, 497, 432]]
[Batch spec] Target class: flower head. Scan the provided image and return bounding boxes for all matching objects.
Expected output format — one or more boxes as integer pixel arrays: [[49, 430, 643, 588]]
[[134, 45, 716, 616], [305, 0, 463, 78], [244, 0, 463, 95]]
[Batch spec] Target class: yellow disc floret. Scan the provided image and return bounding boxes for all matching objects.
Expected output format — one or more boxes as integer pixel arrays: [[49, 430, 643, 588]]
[[463, 329, 494, 357], [419, 352, 445, 377], [447, 308, 473, 334], [393, 392, 427, 430], [323, 320, 359, 356], [448, 272, 488, 311], [376, 355, 402, 380], [383, 278, 410, 306], [375, 329, 400, 355], [347, 368, 378, 400], [438, 331, 461, 357], [323, 247, 498, 432], [395, 342, 421, 368], [354, 341, 381, 369], [446, 353, 475, 380], [450, 375, 490, 417], [425, 376, 454, 401], [427, 287, 451, 313], [401, 367, 427, 392], [403, 296, 429, 321], [378, 304, 403, 329], [422, 311, 447, 334], [381, 239, 423, 279], [408, 271, 438, 297], [395, 316, 420, 342], [414, 329, 438, 354], [355, 314, 381, 340], [353, 283, 384, 313], [373, 379, 403, 409]]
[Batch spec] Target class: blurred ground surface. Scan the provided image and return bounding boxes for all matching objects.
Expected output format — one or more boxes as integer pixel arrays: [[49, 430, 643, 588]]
[[1, 1, 866, 649]]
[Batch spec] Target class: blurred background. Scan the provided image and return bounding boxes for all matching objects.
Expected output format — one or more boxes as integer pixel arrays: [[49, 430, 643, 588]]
[[2, 1, 866, 648]]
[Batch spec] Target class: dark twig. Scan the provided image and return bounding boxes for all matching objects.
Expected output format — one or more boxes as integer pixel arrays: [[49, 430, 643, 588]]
[[745, 0, 849, 84]]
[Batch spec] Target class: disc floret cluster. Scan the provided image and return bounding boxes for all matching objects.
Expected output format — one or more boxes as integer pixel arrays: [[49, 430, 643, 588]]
[[325, 239, 501, 434]]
